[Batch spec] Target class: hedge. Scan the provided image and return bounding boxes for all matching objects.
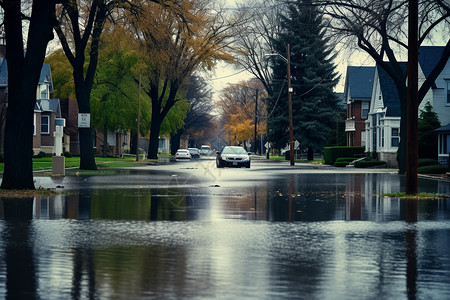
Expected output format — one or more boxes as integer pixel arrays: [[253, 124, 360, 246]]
[[336, 157, 360, 163], [354, 161, 386, 168], [323, 146, 365, 165], [418, 164, 448, 174], [334, 161, 350, 167], [418, 158, 439, 167]]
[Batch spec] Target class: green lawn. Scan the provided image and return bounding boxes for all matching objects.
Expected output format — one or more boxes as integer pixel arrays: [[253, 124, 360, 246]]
[[0, 156, 153, 173]]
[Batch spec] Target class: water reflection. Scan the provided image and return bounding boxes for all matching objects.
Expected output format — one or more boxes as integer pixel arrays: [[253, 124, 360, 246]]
[[0, 173, 449, 299]]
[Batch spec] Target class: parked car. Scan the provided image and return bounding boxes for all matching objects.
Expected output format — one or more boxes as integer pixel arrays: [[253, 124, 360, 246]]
[[175, 149, 191, 159], [200, 145, 213, 156], [216, 146, 251, 168], [188, 148, 200, 159]]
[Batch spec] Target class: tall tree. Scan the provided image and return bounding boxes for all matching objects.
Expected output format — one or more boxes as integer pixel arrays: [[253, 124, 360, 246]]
[[418, 102, 440, 159], [268, 0, 339, 152], [170, 74, 214, 154], [0, 2, 57, 189], [233, 0, 287, 97], [217, 80, 267, 149], [53, 0, 141, 169], [128, 0, 235, 159], [314, 0, 450, 175]]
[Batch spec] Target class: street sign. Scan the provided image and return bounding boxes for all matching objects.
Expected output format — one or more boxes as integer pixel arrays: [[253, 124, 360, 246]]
[[294, 140, 300, 149], [78, 113, 90, 128]]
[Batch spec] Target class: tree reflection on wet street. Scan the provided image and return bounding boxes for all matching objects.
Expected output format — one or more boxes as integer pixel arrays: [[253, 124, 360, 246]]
[[1, 161, 450, 299]]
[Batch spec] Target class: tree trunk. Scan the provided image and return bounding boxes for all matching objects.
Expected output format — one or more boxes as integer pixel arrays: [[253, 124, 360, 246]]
[[397, 88, 408, 174], [171, 130, 182, 155], [74, 69, 97, 170], [148, 99, 162, 159], [148, 119, 161, 159], [130, 133, 138, 155], [102, 125, 108, 158], [1, 1, 56, 189]]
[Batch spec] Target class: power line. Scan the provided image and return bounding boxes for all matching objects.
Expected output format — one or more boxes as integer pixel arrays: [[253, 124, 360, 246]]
[[208, 69, 247, 81]]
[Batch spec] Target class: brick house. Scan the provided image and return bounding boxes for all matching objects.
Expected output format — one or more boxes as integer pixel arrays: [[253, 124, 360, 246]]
[[0, 51, 65, 155], [343, 66, 375, 147]]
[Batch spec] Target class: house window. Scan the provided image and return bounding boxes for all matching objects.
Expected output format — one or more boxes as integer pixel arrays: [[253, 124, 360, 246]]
[[41, 115, 50, 134], [447, 81, 450, 104], [361, 130, 366, 146], [40, 85, 48, 99], [361, 102, 369, 119], [33, 113, 36, 136], [392, 128, 400, 147]]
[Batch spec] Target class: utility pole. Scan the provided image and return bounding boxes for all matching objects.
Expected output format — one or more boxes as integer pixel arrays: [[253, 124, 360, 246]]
[[287, 44, 295, 166], [136, 74, 141, 162], [406, 0, 418, 194], [254, 88, 258, 154]]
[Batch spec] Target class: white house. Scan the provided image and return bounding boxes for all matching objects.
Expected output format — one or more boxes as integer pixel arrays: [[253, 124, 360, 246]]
[[365, 46, 450, 167]]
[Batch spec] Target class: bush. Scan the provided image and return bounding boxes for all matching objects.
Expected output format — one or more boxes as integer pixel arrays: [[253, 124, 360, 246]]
[[354, 161, 386, 168], [334, 161, 349, 167], [418, 164, 448, 174], [323, 146, 365, 165], [418, 158, 439, 167], [63, 151, 72, 158], [33, 151, 46, 158], [336, 157, 359, 163]]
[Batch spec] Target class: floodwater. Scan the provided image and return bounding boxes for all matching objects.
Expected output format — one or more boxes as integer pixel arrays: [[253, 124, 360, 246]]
[[1, 168, 450, 299]]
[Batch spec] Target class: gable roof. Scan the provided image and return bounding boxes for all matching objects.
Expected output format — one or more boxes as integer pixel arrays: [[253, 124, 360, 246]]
[[35, 99, 61, 117], [418, 46, 445, 78], [376, 62, 407, 117], [344, 66, 375, 100], [0, 59, 53, 91]]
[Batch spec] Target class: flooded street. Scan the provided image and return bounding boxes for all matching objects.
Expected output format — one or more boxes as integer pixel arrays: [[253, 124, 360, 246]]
[[1, 159, 450, 299]]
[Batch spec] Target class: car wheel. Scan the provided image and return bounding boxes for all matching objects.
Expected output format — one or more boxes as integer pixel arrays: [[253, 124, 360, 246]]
[[216, 159, 223, 168], [246, 162, 251, 168]]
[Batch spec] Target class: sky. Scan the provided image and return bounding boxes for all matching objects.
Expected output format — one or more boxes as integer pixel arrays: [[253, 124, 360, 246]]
[[207, 0, 376, 102]]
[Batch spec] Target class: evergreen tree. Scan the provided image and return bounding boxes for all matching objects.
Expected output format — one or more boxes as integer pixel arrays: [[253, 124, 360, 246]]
[[267, 0, 339, 152], [418, 102, 440, 159]]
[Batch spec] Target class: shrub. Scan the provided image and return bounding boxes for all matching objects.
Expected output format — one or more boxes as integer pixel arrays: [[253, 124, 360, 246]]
[[63, 151, 72, 158], [33, 151, 46, 158], [334, 161, 349, 167], [418, 164, 448, 174], [418, 158, 439, 167], [323, 146, 365, 165], [354, 161, 386, 168], [336, 157, 359, 163]]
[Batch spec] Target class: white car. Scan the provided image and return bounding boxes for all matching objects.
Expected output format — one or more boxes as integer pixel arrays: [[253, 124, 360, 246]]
[[216, 146, 250, 168], [200, 145, 213, 156], [175, 149, 191, 159]]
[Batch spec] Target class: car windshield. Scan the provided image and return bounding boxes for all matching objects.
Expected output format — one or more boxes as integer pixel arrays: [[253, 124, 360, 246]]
[[221, 147, 247, 155], [189, 149, 199, 153], [178, 150, 188, 153]]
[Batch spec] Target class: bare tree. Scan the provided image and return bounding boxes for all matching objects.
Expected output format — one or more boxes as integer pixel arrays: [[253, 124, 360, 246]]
[[233, 0, 287, 96], [314, 0, 450, 177]]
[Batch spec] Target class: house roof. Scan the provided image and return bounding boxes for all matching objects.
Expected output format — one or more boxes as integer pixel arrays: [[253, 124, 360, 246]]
[[0, 59, 53, 91], [345, 66, 375, 100], [0, 59, 7, 87], [35, 99, 61, 117], [418, 46, 445, 78], [377, 63, 407, 117], [435, 123, 450, 132]]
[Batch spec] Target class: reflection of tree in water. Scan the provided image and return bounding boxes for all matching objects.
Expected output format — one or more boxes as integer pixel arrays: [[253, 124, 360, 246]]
[[0, 197, 37, 299]]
